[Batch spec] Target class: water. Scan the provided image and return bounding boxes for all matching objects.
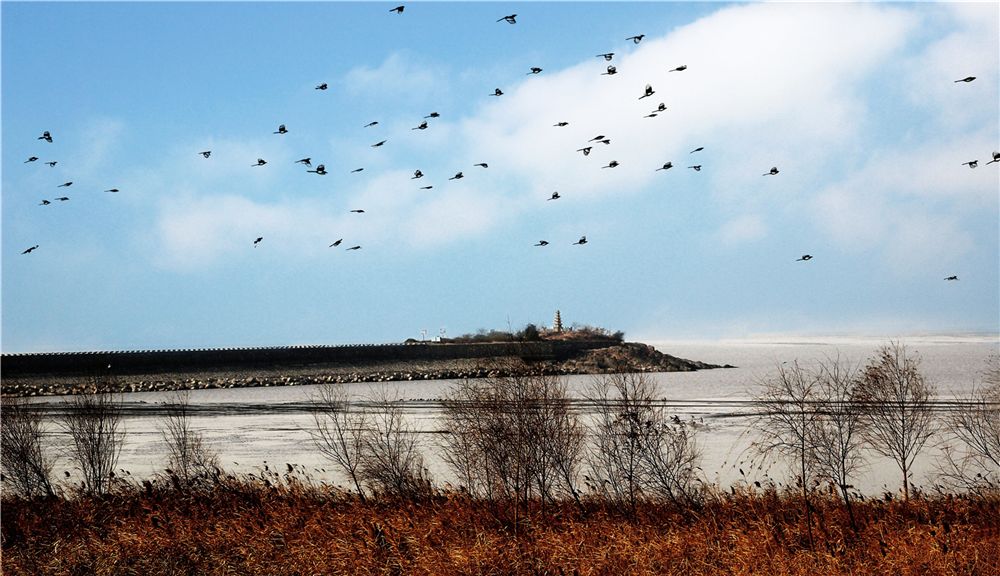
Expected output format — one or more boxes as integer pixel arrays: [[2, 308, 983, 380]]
[[27, 336, 999, 496]]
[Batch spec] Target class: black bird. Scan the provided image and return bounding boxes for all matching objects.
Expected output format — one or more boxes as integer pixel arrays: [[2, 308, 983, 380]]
[[307, 164, 327, 175], [371, 140, 386, 147], [425, 112, 440, 118], [764, 167, 779, 176], [573, 236, 588, 245], [364, 121, 379, 128], [654, 103, 667, 113], [644, 112, 658, 118], [598, 139, 611, 145], [626, 34, 645, 44], [21, 245, 39, 254], [45, 161, 57, 167], [597, 53, 614, 61], [296, 158, 312, 166], [577, 147, 592, 156], [962, 160, 978, 168], [986, 151, 1000, 165], [330, 239, 343, 247], [199, 151, 211, 158], [58, 181, 72, 187], [39, 199, 51, 205], [954, 76, 976, 83], [669, 65, 687, 72], [419, 185, 433, 190], [350, 168, 364, 173], [254, 237, 263, 247], [474, 163, 488, 168], [528, 67, 543, 75], [38, 131, 52, 142], [252, 158, 267, 167], [350, 209, 365, 213], [449, 172, 464, 180], [274, 124, 288, 134], [390, 5, 404, 14], [56, 196, 69, 201], [656, 162, 673, 171], [602, 160, 619, 169], [554, 122, 569, 127], [412, 170, 424, 179], [589, 135, 606, 142], [639, 84, 654, 99], [105, 188, 120, 193], [498, 14, 516, 24], [548, 191, 560, 201], [412, 121, 428, 130], [535, 240, 549, 246], [25, 156, 38, 163], [602, 65, 617, 75], [944, 275, 959, 281], [796, 254, 812, 261], [315, 83, 328, 90], [491, 88, 504, 96], [346, 245, 362, 250], [690, 147, 704, 153], [688, 165, 702, 171]]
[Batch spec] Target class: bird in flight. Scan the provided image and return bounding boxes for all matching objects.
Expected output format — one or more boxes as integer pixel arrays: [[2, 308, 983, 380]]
[[577, 147, 592, 156], [598, 139, 611, 145], [371, 140, 386, 147], [253, 237, 263, 247], [962, 160, 978, 168], [390, 5, 404, 14], [498, 14, 516, 24], [573, 236, 588, 245], [412, 170, 424, 179], [492, 88, 504, 96], [954, 76, 976, 83], [644, 112, 659, 119], [639, 84, 655, 99], [105, 188, 120, 193], [626, 34, 645, 44], [38, 131, 53, 142], [350, 168, 364, 173], [796, 254, 812, 261], [346, 245, 362, 251], [330, 239, 343, 247], [597, 53, 614, 61], [944, 275, 959, 281], [39, 199, 51, 205], [474, 163, 488, 168], [350, 209, 365, 213], [690, 147, 704, 153], [315, 83, 328, 90], [653, 103, 667, 113], [21, 245, 39, 255], [199, 151, 211, 158], [528, 67, 543, 75], [296, 158, 312, 166], [763, 167, 779, 176], [56, 196, 70, 201], [535, 240, 549, 247], [986, 152, 1000, 165], [669, 65, 687, 72], [307, 164, 327, 175], [656, 162, 673, 171], [602, 65, 617, 76], [412, 121, 428, 130], [274, 124, 288, 135], [554, 122, 569, 127], [45, 161, 58, 167], [548, 191, 560, 201], [449, 172, 464, 180], [58, 181, 72, 187], [364, 121, 379, 128], [25, 156, 38, 163], [425, 112, 440, 119], [419, 185, 433, 190], [602, 161, 619, 169], [589, 135, 606, 142], [688, 165, 702, 171], [252, 158, 267, 167]]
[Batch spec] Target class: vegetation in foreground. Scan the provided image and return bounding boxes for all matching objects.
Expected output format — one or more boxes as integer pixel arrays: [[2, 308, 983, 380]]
[[2, 475, 998, 576]]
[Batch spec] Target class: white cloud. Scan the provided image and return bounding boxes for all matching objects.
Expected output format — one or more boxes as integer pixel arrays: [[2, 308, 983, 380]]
[[717, 213, 767, 246]]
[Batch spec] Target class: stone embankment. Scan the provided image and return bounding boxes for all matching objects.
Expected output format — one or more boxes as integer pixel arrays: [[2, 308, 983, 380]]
[[1, 341, 730, 397]]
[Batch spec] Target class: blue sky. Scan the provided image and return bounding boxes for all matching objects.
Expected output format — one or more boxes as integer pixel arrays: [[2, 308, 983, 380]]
[[2, 1, 998, 352]]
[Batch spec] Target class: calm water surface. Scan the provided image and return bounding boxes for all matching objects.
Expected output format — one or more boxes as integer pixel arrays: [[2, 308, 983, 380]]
[[32, 336, 999, 496]]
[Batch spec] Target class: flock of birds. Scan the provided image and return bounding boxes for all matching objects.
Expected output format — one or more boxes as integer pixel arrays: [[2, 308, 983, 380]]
[[16, 6, 997, 285]]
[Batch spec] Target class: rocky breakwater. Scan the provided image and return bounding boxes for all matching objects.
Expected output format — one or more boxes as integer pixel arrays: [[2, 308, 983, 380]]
[[561, 342, 732, 373]]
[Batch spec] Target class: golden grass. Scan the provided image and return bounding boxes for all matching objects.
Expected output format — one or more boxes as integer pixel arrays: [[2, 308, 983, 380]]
[[3, 478, 998, 576]]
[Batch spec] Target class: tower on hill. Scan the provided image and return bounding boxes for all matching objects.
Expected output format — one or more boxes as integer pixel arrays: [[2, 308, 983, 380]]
[[553, 310, 563, 332]]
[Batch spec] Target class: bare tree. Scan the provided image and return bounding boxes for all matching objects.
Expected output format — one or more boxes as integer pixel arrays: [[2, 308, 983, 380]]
[[60, 376, 126, 496], [160, 390, 219, 486], [359, 385, 431, 499], [856, 342, 937, 502], [1, 396, 56, 498], [307, 382, 369, 501], [939, 355, 999, 494]]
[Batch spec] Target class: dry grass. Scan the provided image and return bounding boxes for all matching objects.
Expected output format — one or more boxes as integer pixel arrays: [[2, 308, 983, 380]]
[[3, 476, 998, 576]]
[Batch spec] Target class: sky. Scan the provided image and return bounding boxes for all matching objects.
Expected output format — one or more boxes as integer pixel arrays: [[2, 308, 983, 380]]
[[2, 1, 998, 352]]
